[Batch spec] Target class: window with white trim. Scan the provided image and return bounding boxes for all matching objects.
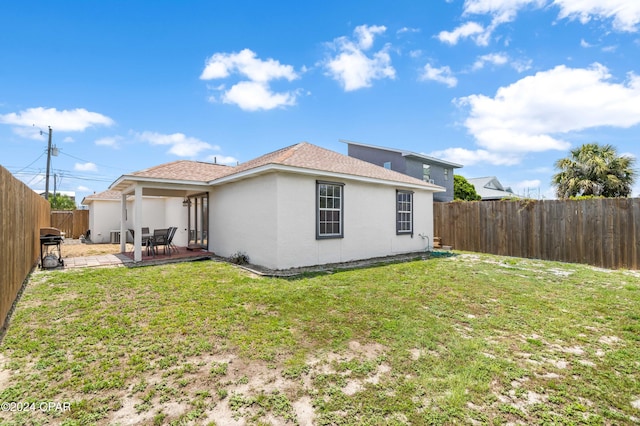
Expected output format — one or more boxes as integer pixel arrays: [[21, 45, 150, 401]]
[[317, 181, 344, 239], [396, 190, 413, 235]]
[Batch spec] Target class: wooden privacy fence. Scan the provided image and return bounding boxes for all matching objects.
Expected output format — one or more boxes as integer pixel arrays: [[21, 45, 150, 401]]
[[0, 165, 51, 334], [51, 209, 89, 239], [434, 198, 640, 270]]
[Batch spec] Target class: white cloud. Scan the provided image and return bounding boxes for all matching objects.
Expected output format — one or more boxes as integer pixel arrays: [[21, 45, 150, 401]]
[[222, 81, 297, 111], [0, 107, 114, 132], [12, 126, 45, 140], [463, 0, 546, 22], [580, 38, 593, 48], [511, 58, 533, 72], [397, 27, 420, 35], [77, 185, 90, 192], [200, 49, 300, 111], [429, 147, 523, 166], [95, 136, 122, 148], [324, 24, 396, 91], [136, 131, 216, 157], [441, 0, 638, 49], [554, 0, 640, 32], [354, 24, 387, 49], [437, 21, 486, 45], [420, 64, 458, 88], [206, 155, 238, 165], [447, 63, 640, 165], [439, 0, 545, 46], [472, 52, 509, 70], [63, 136, 74, 143], [75, 162, 97, 172], [201, 48, 298, 83], [514, 179, 542, 189]]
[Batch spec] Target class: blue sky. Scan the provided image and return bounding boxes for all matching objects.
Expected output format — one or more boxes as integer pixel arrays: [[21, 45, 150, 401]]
[[2, 0, 640, 202]]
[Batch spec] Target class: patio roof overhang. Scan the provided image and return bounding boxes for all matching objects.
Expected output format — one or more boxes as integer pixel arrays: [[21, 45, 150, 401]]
[[109, 175, 211, 197]]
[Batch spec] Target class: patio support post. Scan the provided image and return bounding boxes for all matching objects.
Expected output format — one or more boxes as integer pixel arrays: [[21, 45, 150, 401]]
[[120, 193, 127, 253], [134, 185, 143, 262]]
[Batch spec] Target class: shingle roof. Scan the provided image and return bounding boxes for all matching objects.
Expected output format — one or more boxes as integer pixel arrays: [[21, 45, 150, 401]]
[[217, 142, 439, 189], [82, 189, 122, 202], [109, 143, 443, 192], [468, 176, 521, 200], [131, 160, 232, 182]]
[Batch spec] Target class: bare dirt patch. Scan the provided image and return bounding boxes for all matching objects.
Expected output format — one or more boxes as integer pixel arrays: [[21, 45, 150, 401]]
[[598, 335, 621, 345], [293, 396, 315, 426], [105, 341, 389, 424], [60, 240, 128, 257]]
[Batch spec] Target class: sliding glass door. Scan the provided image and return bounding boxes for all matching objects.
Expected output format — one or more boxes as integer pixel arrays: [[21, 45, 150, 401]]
[[188, 193, 208, 249]]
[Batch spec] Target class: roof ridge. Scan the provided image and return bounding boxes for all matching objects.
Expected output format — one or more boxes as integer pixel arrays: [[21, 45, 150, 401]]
[[275, 142, 305, 163], [132, 159, 229, 176]]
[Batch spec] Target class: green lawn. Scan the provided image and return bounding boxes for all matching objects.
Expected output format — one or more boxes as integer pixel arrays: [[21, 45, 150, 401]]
[[1, 253, 639, 425]]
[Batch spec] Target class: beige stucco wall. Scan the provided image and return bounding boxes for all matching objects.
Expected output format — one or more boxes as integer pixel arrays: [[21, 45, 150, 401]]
[[209, 172, 434, 270]]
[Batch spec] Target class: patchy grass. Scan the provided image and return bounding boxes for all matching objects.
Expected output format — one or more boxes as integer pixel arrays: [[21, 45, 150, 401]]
[[1, 253, 639, 425]]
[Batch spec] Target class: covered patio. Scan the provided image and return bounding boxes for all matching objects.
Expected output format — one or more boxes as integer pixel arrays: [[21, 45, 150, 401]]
[[109, 170, 213, 262]]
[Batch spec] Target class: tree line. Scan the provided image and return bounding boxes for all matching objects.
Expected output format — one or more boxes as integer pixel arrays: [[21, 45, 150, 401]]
[[453, 143, 636, 201]]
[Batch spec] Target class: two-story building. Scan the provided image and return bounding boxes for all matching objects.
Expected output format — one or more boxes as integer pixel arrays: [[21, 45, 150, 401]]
[[342, 140, 463, 202]]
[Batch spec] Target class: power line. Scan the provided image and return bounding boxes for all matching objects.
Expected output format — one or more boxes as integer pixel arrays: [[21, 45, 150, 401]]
[[13, 151, 46, 174], [48, 169, 115, 183], [27, 172, 45, 186], [58, 150, 130, 171]]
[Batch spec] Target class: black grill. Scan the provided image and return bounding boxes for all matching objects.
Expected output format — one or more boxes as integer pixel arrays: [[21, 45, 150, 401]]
[[40, 228, 64, 269]]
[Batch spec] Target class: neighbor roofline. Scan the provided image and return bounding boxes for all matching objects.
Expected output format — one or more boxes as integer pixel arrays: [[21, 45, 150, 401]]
[[209, 163, 446, 192], [339, 139, 463, 169]]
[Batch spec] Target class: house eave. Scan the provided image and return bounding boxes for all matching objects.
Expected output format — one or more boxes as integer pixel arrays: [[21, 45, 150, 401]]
[[109, 175, 211, 194], [209, 164, 446, 192]]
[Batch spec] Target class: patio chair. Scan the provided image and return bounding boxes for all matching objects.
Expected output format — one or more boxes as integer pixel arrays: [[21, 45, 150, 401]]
[[167, 226, 178, 254], [129, 228, 153, 255], [153, 228, 171, 256]]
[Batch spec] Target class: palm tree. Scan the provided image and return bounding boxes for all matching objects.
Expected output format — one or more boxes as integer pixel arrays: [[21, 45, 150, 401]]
[[552, 143, 636, 198]]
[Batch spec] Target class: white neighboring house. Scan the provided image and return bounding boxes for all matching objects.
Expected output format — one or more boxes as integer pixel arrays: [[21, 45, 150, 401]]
[[468, 176, 523, 201], [87, 142, 445, 269]]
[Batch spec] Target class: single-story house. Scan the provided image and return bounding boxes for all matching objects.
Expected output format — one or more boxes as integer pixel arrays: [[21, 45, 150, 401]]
[[342, 139, 463, 202], [85, 142, 444, 270], [468, 176, 522, 201]]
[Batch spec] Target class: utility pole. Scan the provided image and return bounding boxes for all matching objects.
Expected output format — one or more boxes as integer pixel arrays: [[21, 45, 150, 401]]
[[44, 126, 52, 200]]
